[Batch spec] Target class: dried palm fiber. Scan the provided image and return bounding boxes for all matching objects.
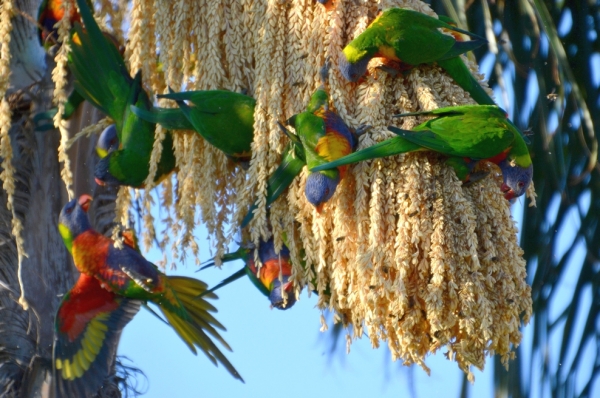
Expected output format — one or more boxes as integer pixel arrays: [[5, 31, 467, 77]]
[[40, 0, 534, 377], [0, 0, 30, 310]]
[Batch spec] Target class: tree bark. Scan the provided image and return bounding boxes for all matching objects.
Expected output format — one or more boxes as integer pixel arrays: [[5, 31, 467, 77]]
[[0, 1, 123, 396]]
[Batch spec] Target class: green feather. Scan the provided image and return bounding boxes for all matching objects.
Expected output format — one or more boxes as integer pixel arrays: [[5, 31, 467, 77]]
[[158, 90, 255, 162], [241, 147, 305, 228], [311, 105, 532, 173]]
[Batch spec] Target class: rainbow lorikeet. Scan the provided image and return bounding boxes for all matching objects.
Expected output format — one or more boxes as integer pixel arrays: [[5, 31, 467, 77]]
[[38, 0, 91, 48], [68, 0, 176, 188], [199, 238, 297, 310], [339, 8, 495, 106], [57, 194, 243, 384], [311, 105, 533, 200], [53, 273, 140, 397], [242, 65, 363, 226], [290, 85, 361, 212], [131, 90, 255, 166], [315, 0, 335, 11]]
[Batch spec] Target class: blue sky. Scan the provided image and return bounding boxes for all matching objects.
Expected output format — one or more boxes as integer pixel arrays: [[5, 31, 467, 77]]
[[119, 224, 496, 398]]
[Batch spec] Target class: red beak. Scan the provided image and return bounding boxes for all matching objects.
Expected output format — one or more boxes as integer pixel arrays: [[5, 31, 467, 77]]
[[500, 183, 515, 201], [283, 280, 294, 292], [78, 194, 93, 212], [94, 177, 106, 186], [315, 203, 325, 214]]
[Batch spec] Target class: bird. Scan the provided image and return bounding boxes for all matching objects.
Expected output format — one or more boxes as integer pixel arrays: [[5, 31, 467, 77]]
[[242, 62, 364, 226], [310, 105, 533, 200], [131, 89, 255, 166], [38, 0, 90, 49], [53, 273, 140, 398], [57, 194, 243, 385], [67, 0, 176, 188], [290, 84, 361, 212], [198, 237, 297, 310], [338, 8, 495, 105]]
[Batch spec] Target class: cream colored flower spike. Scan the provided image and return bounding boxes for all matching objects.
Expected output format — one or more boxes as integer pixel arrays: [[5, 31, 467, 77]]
[[47, 0, 532, 379]]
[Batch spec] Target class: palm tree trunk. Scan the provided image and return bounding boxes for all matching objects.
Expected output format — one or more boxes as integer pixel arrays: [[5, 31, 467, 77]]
[[0, 1, 122, 396]]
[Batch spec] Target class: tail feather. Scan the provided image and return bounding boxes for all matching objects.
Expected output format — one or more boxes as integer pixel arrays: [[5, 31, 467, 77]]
[[158, 276, 243, 382], [130, 105, 195, 131], [69, 0, 132, 125], [310, 136, 422, 172], [440, 38, 486, 60], [437, 58, 496, 105]]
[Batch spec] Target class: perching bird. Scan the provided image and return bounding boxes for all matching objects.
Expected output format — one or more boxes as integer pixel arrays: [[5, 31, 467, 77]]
[[53, 273, 141, 398], [68, 0, 176, 188], [199, 238, 297, 310], [57, 194, 243, 384], [242, 64, 363, 226], [131, 89, 255, 165], [311, 105, 533, 200], [38, 0, 89, 48], [290, 84, 361, 212], [338, 8, 495, 105], [315, 0, 335, 11]]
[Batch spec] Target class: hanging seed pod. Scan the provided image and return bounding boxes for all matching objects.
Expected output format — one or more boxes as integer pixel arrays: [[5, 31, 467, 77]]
[[46, 0, 533, 378]]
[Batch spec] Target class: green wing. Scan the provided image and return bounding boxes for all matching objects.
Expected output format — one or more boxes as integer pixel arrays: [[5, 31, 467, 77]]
[[158, 90, 255, 160], [118, 72, 155, 157], [291, 112, 326, 170], [391, 105, 517, 159], [130, 105, 195, 131], [70, 0, 131, 132]]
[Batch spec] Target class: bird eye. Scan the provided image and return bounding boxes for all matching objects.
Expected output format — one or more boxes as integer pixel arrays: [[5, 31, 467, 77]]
[[65, 205, 73, 214], [518, 181, 525, 188]]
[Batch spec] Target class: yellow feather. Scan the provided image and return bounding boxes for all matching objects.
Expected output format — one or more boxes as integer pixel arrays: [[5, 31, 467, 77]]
[[82, 341, 96, 363], [62, 359, 73, 380], [73, 353, 84, 378]]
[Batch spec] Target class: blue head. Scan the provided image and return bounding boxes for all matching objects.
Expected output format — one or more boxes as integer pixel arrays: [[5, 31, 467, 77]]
[[338, 50, 371, 82], [498, 161, 533, 200], [96, 124, 119, 158], [305, 172, 340, 213], [58, 195, 93, 251], [269, 276, 297, 310]]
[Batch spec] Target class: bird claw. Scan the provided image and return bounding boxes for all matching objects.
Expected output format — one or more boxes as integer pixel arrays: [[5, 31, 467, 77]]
[[462, 170, 490, 187], [354, 124, 372, 136], [319, 56, 331, 86]]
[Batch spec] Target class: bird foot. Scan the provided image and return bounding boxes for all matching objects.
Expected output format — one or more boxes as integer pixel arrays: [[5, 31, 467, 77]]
[[462, 170, 490, 187], [353, 124, 372, 137], [319, 56, 331, 87]]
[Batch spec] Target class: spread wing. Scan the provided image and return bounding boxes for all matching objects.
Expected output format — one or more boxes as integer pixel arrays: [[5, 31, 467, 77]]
[[53, 274, 140, 398]]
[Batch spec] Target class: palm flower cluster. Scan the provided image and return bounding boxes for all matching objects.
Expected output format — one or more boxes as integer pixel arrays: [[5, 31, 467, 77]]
[[11, 0, 535, 380]]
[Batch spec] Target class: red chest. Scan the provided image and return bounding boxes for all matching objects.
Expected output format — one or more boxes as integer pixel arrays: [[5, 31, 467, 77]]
[[72, 232, 111, 274]]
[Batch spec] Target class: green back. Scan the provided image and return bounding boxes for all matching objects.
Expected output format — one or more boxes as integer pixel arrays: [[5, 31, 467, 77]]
[[293, 112, 325, 168], [119, 72, 157, 157], [346, 8, 456, 66], [401, 105, 531, 166], [163, 91, 255, 159], [108, 132, 175, 187]]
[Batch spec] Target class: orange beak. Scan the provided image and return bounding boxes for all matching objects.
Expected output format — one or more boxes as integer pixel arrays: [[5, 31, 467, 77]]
[[315, 203, 325, 214], [94, 177, 106, 186], [78, 194, 93, 212]]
